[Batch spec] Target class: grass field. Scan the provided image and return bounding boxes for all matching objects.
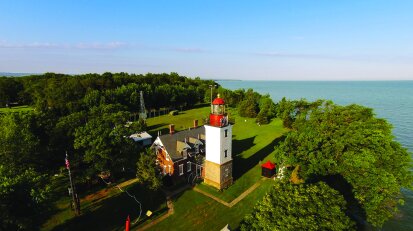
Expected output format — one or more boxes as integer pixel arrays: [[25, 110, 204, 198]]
[[145, 106, 211, 135], [147, 179, 275, 231], [0, 105, 34, 113], [41, 177, 166, 231], [142, 106, 288, 230], [42, 106, 288, 231]]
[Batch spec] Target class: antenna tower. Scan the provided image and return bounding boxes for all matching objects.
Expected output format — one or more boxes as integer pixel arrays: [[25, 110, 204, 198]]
[[139, 91, 147, 120]]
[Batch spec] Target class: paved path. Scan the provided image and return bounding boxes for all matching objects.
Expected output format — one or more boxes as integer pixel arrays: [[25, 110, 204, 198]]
[[193, 178, 266, 208], [193, 187, 231, 207], [228, 178, 264, 207], [81, 178, 139, 204]]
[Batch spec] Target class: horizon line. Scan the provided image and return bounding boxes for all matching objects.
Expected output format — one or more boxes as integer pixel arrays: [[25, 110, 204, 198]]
[[1, 71, 412, 81]]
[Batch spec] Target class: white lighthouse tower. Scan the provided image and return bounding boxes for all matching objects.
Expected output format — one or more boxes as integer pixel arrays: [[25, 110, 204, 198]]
[[204, 94, 233, 189]]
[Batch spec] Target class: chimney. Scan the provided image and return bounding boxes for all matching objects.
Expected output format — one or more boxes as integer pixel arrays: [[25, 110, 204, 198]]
[[193, 119, 198, 128], [169, 124, 175, 135]]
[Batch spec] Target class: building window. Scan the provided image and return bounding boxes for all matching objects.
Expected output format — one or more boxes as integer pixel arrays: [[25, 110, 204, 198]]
[[187, 162, 191, 172], [163, 165, 166, 175], [166, 153, 169, 161], [196, 165, 201, 176], [224, 150, 228, 158], [168, 165, 171, 175], [179, 164, 184, 176], [225, 129, 228, 137]]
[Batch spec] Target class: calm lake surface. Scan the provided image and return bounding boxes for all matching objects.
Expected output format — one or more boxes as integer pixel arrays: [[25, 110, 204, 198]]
[[217, 80, 413, 230]]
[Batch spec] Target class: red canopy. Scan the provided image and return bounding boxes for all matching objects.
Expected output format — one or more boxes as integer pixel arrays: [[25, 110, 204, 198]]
[[261, 160, 276, 170], [212, 97, 225, 105]]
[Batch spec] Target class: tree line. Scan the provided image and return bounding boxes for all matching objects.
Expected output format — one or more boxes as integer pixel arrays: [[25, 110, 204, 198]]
[[0, 72, 214, 112]]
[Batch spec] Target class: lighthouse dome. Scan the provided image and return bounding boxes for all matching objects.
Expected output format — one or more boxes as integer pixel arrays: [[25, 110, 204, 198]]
[[212, 94, 225, 105]]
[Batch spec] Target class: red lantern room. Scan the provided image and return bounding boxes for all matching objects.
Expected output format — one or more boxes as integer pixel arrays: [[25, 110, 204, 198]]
[[210, 94, 228, 127]]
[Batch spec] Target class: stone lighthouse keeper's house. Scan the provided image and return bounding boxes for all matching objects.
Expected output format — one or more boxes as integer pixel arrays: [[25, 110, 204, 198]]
[[152, 95, 233, 190]]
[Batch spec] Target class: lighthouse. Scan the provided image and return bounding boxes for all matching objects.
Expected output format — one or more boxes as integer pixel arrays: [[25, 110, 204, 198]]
[[204, 94, 233, 189]]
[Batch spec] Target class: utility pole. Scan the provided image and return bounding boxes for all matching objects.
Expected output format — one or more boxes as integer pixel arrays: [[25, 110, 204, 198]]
[[209, 84, 215, 112], [66, 152, 80, 215]]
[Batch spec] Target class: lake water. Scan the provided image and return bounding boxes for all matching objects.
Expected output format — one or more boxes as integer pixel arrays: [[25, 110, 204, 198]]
[[217, 80, 413, 230]]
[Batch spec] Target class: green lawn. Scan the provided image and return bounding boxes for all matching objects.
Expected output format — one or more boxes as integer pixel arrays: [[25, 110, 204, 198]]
[[146, 179, 275, 231], [42, 106, 288, 231], [41, 177, 166, 231], [143, 107, 288, 230], [0, 105, 34, 113], [146, 106, 287, 202], [193, 107, 287, 202], [146, 106, 211, 135]]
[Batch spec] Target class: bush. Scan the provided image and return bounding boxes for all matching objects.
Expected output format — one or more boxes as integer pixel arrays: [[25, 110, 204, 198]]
[[238, 99, 258, 118], [255, 109, 270, 124]]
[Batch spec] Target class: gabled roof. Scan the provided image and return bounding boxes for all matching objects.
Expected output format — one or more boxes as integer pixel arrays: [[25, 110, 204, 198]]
[[261, 160, 276, 170], [156, 126, 205, 161]]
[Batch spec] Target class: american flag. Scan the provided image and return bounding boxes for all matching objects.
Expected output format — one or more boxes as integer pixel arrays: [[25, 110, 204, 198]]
[[65, 153, 70, 170]]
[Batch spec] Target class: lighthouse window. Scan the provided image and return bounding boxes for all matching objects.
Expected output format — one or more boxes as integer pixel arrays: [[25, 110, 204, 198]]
[[225, 129, 228, 137], [224, 150, 228, 158], [213, 105, 223, 114]]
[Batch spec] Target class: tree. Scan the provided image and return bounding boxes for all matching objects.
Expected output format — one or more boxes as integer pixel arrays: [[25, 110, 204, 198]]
[[0, 77, 23, 106], [238, 89, 260, 118], [240, 181, 355, 231], [0, 165, 51, 230], [275, 101, 413, 227], [0, 112, 40, 170], [255, 95, 277, 124], [255, 108, 269, 124], [275, 97, 324, 128], [136, 149, 162, 190], [74, 105, 139, 179]]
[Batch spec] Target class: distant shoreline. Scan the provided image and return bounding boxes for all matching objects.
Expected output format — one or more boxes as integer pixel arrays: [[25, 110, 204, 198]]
[[216, 79, 413, 82], [2, 72, 412, 82], [0, 72, 39, 77]]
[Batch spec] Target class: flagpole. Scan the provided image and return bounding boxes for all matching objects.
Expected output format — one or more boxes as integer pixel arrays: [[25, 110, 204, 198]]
[[66, 151, 80, 215]]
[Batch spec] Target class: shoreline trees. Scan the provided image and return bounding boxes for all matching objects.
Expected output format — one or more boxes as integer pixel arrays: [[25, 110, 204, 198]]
[[241, 181, 355, 231], [271, 99, 413, 228]]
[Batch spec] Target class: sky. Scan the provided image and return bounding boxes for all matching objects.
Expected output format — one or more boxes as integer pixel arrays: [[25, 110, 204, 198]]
[[1, 0, 413, 80]]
